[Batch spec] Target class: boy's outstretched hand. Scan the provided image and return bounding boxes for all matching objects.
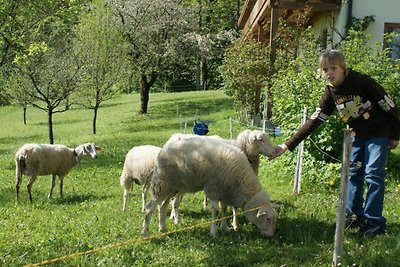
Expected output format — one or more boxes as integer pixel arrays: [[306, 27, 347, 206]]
[[269, 143, 288, 160]]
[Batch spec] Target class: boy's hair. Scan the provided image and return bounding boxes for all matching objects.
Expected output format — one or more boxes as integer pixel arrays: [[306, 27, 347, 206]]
[[319, 49, 346, 70]]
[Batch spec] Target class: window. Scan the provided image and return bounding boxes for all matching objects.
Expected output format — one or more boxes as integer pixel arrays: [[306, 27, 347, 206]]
[[384, 23, 400, 60]]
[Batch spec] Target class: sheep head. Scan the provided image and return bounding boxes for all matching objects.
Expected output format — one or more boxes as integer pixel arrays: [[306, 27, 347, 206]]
[[243, 191, 277, 238], [237, 130, 275, 158], [75, 143, 101, 159]]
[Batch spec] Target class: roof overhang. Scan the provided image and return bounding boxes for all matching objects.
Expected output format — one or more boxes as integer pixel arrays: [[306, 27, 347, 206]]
[[238, 0, 341, 40]]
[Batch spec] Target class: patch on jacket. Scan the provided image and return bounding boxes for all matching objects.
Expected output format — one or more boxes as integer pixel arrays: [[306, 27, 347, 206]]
[[378, 95, 395, 112], [335, 95, 372, 123], [311, 108, 329, 121]]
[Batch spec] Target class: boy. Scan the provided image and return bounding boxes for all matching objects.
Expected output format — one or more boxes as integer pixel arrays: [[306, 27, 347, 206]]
[[270, 49, 400, 236]]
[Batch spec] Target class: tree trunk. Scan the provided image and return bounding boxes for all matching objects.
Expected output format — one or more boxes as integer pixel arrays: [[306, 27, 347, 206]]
[[92, 106, 98, 135], [254, 84, 261, 114], [201, 60, 208, 90], [23, 105, 27, 125], [48, 108, 54, 144], [139, 78, 150, 114], [139, 73, 158, 114]]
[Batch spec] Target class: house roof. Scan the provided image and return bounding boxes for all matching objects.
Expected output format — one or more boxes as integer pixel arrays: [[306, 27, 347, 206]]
[[238, 0, 342, 40]]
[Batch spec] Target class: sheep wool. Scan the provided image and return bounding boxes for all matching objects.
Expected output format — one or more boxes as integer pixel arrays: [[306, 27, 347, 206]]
[[141, 136, 277, 238], [119, 145, 161, 211], [15, 143, 101, 203], [168, 130, 276, 229]]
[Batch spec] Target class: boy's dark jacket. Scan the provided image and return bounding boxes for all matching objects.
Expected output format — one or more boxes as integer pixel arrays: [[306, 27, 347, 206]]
[[285, 69, 400, 151]]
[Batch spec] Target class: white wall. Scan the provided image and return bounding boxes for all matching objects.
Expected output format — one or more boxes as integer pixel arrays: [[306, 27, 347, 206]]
[[313, 0, 400, 49]]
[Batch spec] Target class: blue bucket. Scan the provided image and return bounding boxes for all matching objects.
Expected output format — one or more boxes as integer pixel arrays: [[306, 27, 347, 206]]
[[193, 121, 209, 135]]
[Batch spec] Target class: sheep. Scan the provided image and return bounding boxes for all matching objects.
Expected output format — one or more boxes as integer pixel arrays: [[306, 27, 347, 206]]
[[15, 143, 101, 203], [168, 130, 275, 228], [119, 145, 161, 212], [141, 136, 277, 238]]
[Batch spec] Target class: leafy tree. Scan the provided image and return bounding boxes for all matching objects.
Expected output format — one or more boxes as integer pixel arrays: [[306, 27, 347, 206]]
[[0, 0, 88, 106], [4, 0, 86, 143], [219, 38, 270, 121], [112, 0, 193, 114], [14, 45, 81, 144], [181, 0, 242, 90], [73, 0, 130, 134]]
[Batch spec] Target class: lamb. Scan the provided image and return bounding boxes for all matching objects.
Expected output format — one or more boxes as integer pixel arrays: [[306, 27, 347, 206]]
[[15, 143, 101, 203], [119, 145, 161, 212], [168, 129, 275, 227], [141, 136, 277, 238]]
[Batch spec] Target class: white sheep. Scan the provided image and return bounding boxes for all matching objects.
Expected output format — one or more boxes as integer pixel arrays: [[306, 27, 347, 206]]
[[168, 130, 275, 228], [141, 136, 277, 238], [119, 145, 161, 212], [15, 143, 101, 203]]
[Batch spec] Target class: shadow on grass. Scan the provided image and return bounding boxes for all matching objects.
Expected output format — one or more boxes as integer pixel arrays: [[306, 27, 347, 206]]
[[52, 194, 112, 205]]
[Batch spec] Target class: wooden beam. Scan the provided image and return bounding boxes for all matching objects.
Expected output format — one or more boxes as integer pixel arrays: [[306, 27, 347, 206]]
[[269, 0, 279, 70], [277, 1, 306, 9], [241, 0, 271, 39], [238, 0, 258, 28]]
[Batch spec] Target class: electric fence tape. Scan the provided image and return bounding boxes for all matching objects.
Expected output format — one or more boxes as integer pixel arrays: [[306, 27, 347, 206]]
[[24, 206, 262, 267]]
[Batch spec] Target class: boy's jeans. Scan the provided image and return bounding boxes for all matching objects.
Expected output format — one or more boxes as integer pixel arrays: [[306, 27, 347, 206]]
[[346, 136, 389, 227]]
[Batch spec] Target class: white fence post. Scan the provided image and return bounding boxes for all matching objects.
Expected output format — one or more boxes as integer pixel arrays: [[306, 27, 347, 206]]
[[332, 128, 353, 267], [293, 107, 307, 194]]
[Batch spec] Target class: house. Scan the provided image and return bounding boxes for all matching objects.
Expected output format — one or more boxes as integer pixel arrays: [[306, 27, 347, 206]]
[[238, 0, 400, 60]]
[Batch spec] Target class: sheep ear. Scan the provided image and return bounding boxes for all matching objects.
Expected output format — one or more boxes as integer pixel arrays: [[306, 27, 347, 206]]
[[256, 208, 268, 218], [272, 203, 283, 209], [248, 132, 257, 143]]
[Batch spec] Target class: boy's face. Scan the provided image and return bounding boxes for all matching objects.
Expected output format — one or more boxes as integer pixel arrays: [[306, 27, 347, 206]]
[[321, 64, 346, 87]]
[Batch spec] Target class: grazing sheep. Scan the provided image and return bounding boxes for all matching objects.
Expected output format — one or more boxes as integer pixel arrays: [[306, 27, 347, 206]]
[[15, 143, 101, 203], [141, 136, 277, 238], [169, 130, 275, 228], [119, 145, 161, 212]]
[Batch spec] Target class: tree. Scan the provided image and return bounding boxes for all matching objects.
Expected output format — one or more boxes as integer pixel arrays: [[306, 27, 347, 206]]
[[0, 0, 88, 106], [220, 38, 270, 122], [15, 45, 81, 144], [112, 0, 193, 114], [73, 0, 130, 134], [182, 0, 242, 90]]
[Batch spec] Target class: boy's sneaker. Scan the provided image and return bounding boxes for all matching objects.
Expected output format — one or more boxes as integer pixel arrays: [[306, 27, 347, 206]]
[[345, 215, 364, 229], [358, 220, 386, 237]]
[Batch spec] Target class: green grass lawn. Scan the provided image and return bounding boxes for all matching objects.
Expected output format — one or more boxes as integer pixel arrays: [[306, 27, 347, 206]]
[[1, 90, 399, 266]]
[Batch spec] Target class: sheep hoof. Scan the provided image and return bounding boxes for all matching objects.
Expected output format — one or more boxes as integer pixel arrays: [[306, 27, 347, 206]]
[[220, 224, 228, 232], [209, 231, 217, 238], [141, 229, 149, 237], [159, 226, 168, 233]]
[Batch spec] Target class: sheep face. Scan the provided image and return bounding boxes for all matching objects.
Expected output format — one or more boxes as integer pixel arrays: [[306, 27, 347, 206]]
[[247, 130, 275, 157], [245, 206, 276, 238], [243, 191, 277, 237], [76, 143, 101, 159]]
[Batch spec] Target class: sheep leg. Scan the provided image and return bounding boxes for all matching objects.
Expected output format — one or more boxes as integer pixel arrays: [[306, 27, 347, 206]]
[[48, 174, 56, 199], [170, 193, 183, 224], [232, 207, 238, 231], [210, 200, 219, 237], [219, 202, 229, 232], [141, 183, 148, 212], [26, 175, 38, 203], [203, 195, 208, 210], [122, 188, 129, 212], [159, 196, 173, 232], [15, 173, 23, 203], [59, 175, 65, 198], [141, 199, 158, 237]]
